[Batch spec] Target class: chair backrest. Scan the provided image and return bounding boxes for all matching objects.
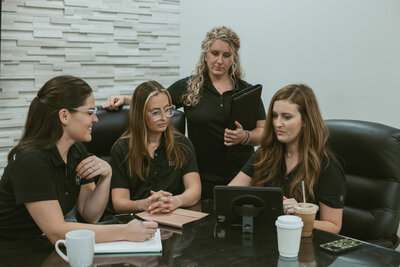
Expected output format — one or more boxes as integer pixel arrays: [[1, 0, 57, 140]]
[[84, 106, 185, 161], [326, 119, 400, 247]]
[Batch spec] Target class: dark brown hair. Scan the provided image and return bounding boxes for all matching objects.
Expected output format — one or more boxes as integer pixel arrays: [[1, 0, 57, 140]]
[[8, 76, 93, 160]]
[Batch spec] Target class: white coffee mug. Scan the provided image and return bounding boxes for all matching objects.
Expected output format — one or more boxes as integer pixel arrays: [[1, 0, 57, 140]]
[[275, 215, 303, 258], [55, 230, 95, 267]]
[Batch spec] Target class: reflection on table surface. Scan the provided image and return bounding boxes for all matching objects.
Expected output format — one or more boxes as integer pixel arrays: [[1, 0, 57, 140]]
[[1, 200, 399, 267]]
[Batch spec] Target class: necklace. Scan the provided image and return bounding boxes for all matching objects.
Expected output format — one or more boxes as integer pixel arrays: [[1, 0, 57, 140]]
[[148, 142, 159, 151], [286, 153, 294, 158], [285, 154, 299, 175], [147, 134, 161, 154]]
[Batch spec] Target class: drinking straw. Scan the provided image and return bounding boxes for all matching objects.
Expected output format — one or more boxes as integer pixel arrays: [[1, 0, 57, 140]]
[[302, 180, 306, 203]]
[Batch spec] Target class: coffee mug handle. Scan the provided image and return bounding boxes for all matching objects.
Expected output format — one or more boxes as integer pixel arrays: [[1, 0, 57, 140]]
[[55, 239, 69, 263]]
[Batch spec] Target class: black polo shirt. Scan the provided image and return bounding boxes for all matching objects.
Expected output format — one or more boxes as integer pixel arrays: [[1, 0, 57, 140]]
[[241, 152, 346, 209], [0, 142, 89, 241], [110, 134, 198, 200], [168, 76, 266, 183]]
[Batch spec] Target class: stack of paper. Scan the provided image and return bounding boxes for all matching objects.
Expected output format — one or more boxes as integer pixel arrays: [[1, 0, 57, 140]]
[[94, 229, 162, 256]]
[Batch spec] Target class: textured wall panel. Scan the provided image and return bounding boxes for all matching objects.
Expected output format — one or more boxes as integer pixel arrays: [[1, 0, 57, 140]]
[[0, 0, 181, 175]]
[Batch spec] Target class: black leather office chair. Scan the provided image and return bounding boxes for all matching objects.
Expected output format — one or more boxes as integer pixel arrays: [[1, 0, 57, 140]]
[[84, 105, 186, 161], [326, 120, 400, 248]]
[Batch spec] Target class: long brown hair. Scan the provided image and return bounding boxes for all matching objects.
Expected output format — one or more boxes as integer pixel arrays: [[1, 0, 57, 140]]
[[121, 81, 187, 181], [184, 26, 243, 106], [8, 76, 93, 160], [251, 84, 331, 202]]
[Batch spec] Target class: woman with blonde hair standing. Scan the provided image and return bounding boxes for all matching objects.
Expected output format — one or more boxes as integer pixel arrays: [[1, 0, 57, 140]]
[[104, 26, 266, 199]]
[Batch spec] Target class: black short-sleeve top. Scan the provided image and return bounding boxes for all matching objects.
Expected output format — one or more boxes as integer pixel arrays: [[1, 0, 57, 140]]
[[0, 142, 89, 241], [168, 76, 266, 180], [110, 133, 198, 200], [241, 152, 346, 209]]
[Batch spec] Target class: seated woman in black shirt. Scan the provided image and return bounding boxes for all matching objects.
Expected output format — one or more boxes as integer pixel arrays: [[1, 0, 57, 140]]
[[229, 84, 346, 234], [110, 81, 201, 214], [0, 76, 157, 243]]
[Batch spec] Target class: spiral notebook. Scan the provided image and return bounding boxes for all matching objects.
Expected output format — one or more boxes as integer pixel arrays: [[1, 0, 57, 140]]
[[94, 229, 162, 256]]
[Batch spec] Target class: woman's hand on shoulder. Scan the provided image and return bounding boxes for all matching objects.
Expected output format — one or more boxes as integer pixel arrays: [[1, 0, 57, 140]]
[[76, 155, 111, 181], [124, 219, 158, 242], [101, 95, 131, 110]]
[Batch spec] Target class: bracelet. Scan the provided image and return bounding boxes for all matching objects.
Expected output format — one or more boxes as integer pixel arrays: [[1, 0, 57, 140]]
[[240, 130, 249, 144], [244, 131, 251, 145], [240, 130, 251, 145]]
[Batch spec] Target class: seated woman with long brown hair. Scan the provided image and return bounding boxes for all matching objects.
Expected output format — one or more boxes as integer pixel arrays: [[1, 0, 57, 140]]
[[0, 76, 157, 243], [229, 84, 345, 234], [110, 81, 201, 214]]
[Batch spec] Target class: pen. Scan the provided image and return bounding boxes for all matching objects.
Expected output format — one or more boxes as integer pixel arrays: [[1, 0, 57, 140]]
[[113, 213, 147, 224], [130, 213, 146, 222]]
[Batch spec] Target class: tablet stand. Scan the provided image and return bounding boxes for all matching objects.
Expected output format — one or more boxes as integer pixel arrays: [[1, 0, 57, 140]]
[[232, 204, 264, 233], [242, 204, 254, 233]]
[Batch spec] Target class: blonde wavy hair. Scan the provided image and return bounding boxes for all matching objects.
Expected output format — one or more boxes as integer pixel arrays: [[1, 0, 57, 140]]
[[183, 26, 244, 106], [251, 84, 332, 202]]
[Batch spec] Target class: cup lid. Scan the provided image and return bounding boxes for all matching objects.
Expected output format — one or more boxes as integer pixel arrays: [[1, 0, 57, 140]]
[[293, 203, 319, 213], [275, 215, 303, 229]]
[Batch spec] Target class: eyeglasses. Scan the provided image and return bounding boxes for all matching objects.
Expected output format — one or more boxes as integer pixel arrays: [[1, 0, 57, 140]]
[[148, 105, 175, 121], [70, 107, 97, 120]]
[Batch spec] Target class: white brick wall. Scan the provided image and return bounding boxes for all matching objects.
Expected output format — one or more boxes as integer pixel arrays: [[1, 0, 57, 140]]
[[0, 0, 181, 175]]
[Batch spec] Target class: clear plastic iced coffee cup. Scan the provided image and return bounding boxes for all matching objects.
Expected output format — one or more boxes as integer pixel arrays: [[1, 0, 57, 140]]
[[293, 203, 319, 237]]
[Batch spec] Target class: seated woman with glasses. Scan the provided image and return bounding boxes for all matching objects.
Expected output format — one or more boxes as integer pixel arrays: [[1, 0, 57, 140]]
[[229, 84, 346, 234], [0, 76, 158, 243], [110, 81, 201, 214]]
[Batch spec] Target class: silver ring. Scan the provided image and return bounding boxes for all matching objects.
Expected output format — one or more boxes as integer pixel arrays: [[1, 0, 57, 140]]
[[287, 205, 292, 209]]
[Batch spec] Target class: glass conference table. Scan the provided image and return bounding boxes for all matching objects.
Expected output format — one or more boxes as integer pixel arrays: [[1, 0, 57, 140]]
[[1, 200, 399, 267]]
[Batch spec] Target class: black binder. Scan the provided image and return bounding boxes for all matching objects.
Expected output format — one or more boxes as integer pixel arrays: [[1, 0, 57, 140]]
[[228, 84, 262, 130]]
